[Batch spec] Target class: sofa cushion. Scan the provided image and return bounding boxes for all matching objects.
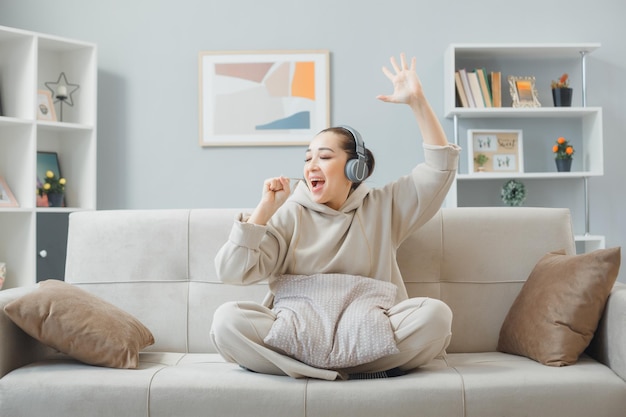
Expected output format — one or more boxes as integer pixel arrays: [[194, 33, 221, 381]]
[[447, 352, 626, 417], [3, 279, 154, 368], [497, 247, 620, 366]]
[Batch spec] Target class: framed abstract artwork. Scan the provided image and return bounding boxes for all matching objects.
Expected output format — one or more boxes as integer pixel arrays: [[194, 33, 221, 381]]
[[199, 50, 329, 147]]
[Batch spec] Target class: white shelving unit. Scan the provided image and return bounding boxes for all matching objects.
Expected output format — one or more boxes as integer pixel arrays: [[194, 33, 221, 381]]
[[444, 43, 604, 252], [0, 25, 96, 289]]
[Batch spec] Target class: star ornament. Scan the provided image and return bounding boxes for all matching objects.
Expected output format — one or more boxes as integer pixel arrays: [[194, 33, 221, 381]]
[[45, 72, 80, 106]]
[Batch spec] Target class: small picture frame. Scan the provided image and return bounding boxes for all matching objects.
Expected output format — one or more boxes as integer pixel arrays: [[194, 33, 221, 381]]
[[508, 76, 541, 108], [37, 90, 57, 121], [468, 129, 524, 174], [0, 176, 18, 207]]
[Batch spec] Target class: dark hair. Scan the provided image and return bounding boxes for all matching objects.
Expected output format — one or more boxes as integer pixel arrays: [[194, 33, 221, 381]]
[[320, 127, 375, 187]]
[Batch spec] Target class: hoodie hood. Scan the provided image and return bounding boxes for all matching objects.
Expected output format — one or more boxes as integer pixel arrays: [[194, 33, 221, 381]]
[[290, 180, 371, 215]]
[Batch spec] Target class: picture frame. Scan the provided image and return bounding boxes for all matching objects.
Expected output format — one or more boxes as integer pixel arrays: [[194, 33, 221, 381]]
[[36, 90, 57, 121], [36, 151, 64, 207], [508, 76, 541, 108], [0, 177, 18, 207], [199, 50, 330, 147], [467, 129, 524, 174]]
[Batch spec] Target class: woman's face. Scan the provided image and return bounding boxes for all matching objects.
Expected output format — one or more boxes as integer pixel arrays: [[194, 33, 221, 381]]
[[304, 131, 353, 210]]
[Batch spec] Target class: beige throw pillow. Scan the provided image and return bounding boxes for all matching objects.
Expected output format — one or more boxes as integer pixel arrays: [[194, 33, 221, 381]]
[[498, 247, 620, 366], [4, 279, 154, 368]]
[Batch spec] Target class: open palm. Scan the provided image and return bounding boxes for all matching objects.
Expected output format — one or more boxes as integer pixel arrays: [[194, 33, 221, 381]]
[[377, 53, 423, 106]]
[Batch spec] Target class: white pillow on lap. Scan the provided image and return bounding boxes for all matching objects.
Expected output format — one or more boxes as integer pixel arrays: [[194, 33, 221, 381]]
[[265, 273, 399, 369]]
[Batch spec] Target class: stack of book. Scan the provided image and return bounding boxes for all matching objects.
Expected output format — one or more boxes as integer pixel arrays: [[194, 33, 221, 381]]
[[455, 69, 502, 108]]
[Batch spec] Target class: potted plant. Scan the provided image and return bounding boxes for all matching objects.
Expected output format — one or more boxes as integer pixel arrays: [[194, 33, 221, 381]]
[[552, 136, 575, 172], [551, 73, 572, 107], [473, 153, 489, 172], [501, 179, 527, 207], [38, 170, 66, 207]]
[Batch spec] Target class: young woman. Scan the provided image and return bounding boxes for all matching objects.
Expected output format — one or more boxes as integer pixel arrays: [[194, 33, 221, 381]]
[[211, 53, 460, 380]]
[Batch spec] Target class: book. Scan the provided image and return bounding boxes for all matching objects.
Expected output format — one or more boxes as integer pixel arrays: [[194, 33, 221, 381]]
[[476, 68, 492, 107], [490, 71, 502, 107], [467, 71, 485, 108], [454, 71, 470, 108], [458, 69, 476, 107]]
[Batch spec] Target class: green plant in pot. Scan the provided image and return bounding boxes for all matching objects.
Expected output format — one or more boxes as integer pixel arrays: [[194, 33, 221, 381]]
[[551, 73, 572, 107], [39, 170, 66, 207], [501, 179, 527, 207], [474, 153, 489, 172], [553, 136, 574, 172]]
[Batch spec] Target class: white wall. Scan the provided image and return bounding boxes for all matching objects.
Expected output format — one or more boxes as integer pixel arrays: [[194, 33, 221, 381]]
[[1, 0, 625, 274]]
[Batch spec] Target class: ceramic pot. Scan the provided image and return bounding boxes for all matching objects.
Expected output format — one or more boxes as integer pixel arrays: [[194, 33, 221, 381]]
[[552, 88, 573, 107], [47, 193, 64, 207], [555, 159, 572, 172]]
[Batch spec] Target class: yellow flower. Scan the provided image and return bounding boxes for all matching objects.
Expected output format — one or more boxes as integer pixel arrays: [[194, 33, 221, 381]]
[[38, 171, 66, 195]]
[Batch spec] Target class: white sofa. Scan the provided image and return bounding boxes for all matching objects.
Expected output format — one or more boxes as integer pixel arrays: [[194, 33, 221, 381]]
[[1, 207, 625, 417]]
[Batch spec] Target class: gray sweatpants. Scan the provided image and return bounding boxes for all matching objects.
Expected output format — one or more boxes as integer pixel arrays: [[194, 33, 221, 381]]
[[210, 297, 452, 380]]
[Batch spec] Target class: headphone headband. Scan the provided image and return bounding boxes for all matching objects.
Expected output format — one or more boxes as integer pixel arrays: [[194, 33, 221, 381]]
[[338, 125, 368, 183], [339, 125, 366, 161]]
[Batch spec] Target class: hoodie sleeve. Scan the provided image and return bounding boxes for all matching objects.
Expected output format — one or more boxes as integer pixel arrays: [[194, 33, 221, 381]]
[[214, 212, 290, 285], [389, 143, 460, 244]]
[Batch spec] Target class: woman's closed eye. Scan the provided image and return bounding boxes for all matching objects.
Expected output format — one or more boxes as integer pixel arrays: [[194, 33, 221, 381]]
[[304, 155, 333, 163]]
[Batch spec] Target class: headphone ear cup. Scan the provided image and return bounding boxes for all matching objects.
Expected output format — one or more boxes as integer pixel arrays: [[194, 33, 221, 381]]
[[345, 158, 369, 183]]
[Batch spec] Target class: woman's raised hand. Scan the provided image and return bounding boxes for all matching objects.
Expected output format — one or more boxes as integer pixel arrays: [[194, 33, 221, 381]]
[[376, 53, 423, 107], [377, 52, 448, 147], [262, 176, 291, 205], [247, 176, 291, 225]]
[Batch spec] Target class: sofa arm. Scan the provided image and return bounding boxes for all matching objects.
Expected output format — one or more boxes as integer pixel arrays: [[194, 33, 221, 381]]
[[0, 286, 52, 379], [588, 282, 626, 381]]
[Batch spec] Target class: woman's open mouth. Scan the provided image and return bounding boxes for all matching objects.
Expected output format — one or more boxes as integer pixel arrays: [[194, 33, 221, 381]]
[[310, 177, 325, 191]]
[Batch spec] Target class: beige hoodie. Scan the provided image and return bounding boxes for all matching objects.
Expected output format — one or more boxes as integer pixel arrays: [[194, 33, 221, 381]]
[[215, 143, 460, 304]]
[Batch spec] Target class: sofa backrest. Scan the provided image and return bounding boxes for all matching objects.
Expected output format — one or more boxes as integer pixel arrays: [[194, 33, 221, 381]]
[[64, 207, 575, 354], [397, 207, 575, 352]]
